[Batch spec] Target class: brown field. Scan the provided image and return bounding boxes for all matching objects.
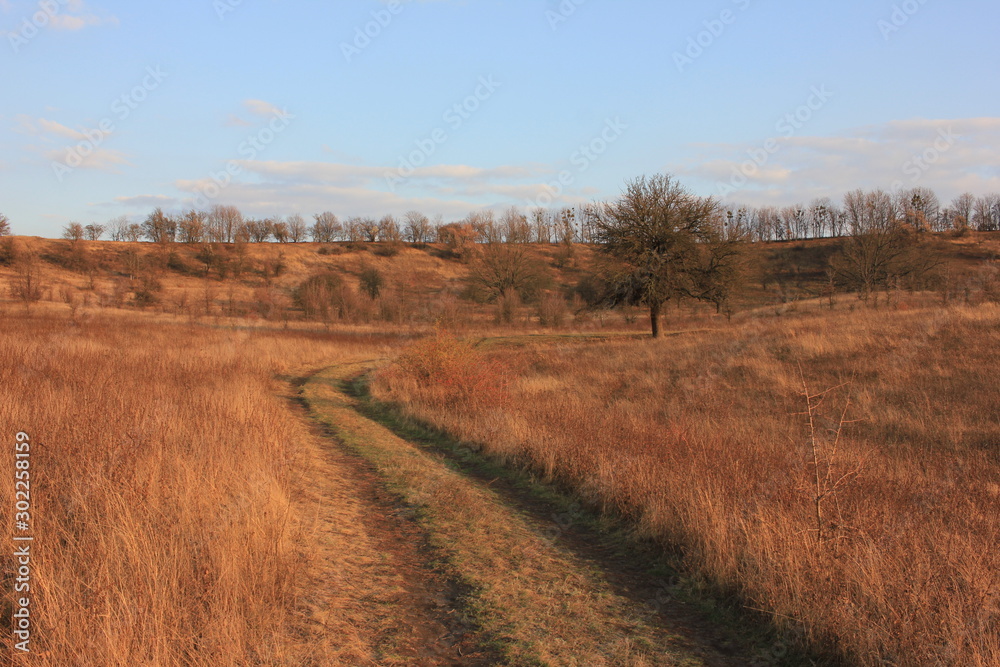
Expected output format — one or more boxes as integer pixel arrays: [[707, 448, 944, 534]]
[[2, 235, 999, 665], [0, 310, 412, 664], [373, 303, 1000, 665]]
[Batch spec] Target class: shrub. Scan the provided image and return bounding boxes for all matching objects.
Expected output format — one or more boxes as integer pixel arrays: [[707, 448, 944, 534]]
[[293, 272, 342, 321], [377, 331, 509, 408], [359, 267, 384, 300], [372, 242, 401, 258]]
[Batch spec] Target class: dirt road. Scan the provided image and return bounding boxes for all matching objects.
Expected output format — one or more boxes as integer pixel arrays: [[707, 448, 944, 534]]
[[285, 360, 759, 666]]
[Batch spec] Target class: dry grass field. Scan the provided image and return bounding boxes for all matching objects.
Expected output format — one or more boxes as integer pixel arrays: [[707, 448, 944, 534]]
[[0, 308, 410, 665], [2, 234, 999, 665], [373, 303, 1000, 666]]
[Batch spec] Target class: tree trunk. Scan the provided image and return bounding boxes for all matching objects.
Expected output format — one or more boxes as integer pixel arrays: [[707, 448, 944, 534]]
[[649, 300, 661, 338]]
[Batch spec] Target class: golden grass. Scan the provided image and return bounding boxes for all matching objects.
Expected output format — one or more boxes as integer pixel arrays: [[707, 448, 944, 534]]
[[373, 304, 1000, 666], [0, 309, 393, 665], [303, 362, 717, 666]]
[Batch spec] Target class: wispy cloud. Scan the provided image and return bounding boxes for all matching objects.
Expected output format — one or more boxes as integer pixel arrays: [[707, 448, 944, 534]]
[[16, 114, 130, 173], [243, 99, 282, 117], [671, 117, 1000, 206]]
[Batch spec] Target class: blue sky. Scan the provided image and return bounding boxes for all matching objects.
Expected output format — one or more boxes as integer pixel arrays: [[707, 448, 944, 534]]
[[2, 0, 999, 236]]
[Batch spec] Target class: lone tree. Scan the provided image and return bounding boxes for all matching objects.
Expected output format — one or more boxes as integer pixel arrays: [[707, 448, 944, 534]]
[[595, 174, 744, 337], [0, 213, 10, 236]]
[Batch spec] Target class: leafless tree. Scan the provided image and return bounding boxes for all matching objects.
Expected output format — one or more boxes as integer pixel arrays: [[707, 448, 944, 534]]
[[107, 216, 130, 242], [63, 222, 85, 243], [178, 210, 206, 243], [499, 207, 531, 243], [84, 223, 105, 241], [287, 214, 307, 242], [272, 219, 289, 243], [312, 212, 341, 242], [895, 187, 941, 232], [833, 189, 934, 302], [244, 218, 273, 242], [530, 208, 551, 244], [10, 252, 43, 310], [357, 217, 380, 242], [951, 193, 976, 230], [207, 205, 242, 243], [0, 213, 10, 236], [973, 194, 1000, 231], [142, 208, 175, 243], [468, 240, 544, 302], [378, 215, 401, 243], [595, 174, 744, 337], [404, 210, 432, 243]]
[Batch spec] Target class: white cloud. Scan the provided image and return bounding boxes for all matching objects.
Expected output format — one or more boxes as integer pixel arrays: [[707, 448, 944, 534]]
[[44, 146, 130, 172], [46, 1, 119, 31], [136, 158, 588, 219], [671, 117, 1000, 206], [113, 194, 179, 208]]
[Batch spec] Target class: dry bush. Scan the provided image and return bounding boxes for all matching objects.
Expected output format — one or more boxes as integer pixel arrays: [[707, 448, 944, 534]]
[[373, 305, 1000, 665], [377, 330, 510, 409], [0, 312, 380, 665]]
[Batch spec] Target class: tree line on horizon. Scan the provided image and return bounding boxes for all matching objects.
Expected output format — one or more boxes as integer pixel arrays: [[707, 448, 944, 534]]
[[3, 185, 1000, 247], [3, 179, 998, 337]]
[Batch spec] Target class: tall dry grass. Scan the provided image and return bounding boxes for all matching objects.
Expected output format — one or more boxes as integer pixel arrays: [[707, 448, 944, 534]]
[[0, 310, 389, 665], [373, 305, 1000, 666]]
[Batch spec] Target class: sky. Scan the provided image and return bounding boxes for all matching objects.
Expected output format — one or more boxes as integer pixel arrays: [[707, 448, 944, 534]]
[[2, 0, 999, 237]]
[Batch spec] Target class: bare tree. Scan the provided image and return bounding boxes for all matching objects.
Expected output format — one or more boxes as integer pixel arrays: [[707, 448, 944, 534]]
[[404, 210, 431, 243], [287, 214, 308, 242], [207, 205, 242, 243], [272, 219, 289, 243], [142, 208, 175, 244], [10, 252, 43, 310], [84, 223, 105, 241], [178, 210, 206, 243], [833, 189, 934, 302], [312, 212, 341, 242], [437, 222, 478, 262], [951, 193, 976, 230], [358, 217, 380, 243], [107, 216, 130, 242], [499, 207, 531, 243], [973, 194, 1000, 231], [594, 174, 744, 337], [378, 215, 401, 243], [895, 187, 941, 232], [530, 208, 551, 244], [244, 218, 273, 243], [125, 223, 143, 243], [0, 213, 10, 236], [468, 240, 543, 302], [467, 210, 499, 244], [63, 222, 85, 243]]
